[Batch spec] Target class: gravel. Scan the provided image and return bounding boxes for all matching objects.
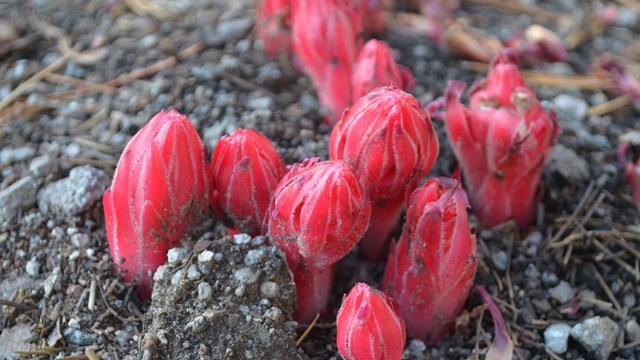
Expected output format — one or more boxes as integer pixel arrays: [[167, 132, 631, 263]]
[[544, 323, 572, 354], [0, 176, 38, 224], [548, 281, 575, 304], [37, 165, 110, 216], [570, 316, 620, 360]]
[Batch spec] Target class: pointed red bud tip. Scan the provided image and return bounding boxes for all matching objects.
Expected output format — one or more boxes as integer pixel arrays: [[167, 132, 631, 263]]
[[103, 110, 210, 298], [382, 177, 477, 344], [330, 86, 439, 259], [445, 52, 557, 229], [352, 39, 416, 103], [257, 0, 292, 57], [337, 283, 406, 360], [619, 142, 640, 204], [523, 25, 568, 63], [211, 128, 285, 236], [268, 158, 371, 273], [292, 0, 359, 123]]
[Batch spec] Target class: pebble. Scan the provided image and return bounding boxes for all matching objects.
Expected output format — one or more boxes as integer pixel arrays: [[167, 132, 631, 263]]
[[549, 281, 575, 304], [171, 270, 185, 287], [197, 282, 212, 301], [71, 233, 90, 248], [25, 257, 40, 277], [570, 316, 620, 360], [43, 267, 61, 298], [63, 327, 98, 346], [541, 271, 559, 288], [233, 233, 252, 245], [625, 319, 640, 342], [114, 330, 131, 346], [167, 248, 188, 265], [524, 264, 540, 279], [264, 307, 282, 321], [187, 265, 201, 280], [37, 165, 110, 216], [204, 18, 252, 47], [260, 282, 279, 299], [244, 249, 264, 266], [233, 267, 257, 285], [0, 176, 38, 223], [553, 94, 588, 122], [0, 146, 36, 164], [29, 155, 58, 177], [544, 323, 571, 354], [546, 145, 590, 181], [191, 65, 219, 81], [491, 250, 508, 271]]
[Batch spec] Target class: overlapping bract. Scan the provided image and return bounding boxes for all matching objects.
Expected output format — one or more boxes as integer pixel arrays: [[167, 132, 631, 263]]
[[257, 0, 293, 57], [352, 39, 415, 103], [211, 128, 285, 236], [444, 52, 558, 228], [103, 110, 210, 298], [330, 86, 438, 259], [382, 177, 477, 344], [337, 283, 406, 360]]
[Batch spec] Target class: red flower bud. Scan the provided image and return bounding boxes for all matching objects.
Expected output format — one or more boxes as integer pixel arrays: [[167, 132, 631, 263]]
[[103, 110, 210, 298], [257, 0, 292, 57], [268, 158, 371, 322], [211, 128, 285, 236], [382, 177, 477, 344], [337, 283, 406, 360], [618, 142, 640, 203], [329, 86, 439, 260], [352, 0, 384, 34], [352, 39, 415, 103], [292, 0, 359, 124], [444, 52, 558, 228]]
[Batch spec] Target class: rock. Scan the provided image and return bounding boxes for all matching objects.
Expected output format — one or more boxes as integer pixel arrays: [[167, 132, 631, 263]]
[[25, 257, 39, 277], [0, 176, 38, 224], [203, 18, 252, 47], [63, 327, 97, 346], [549, 281, 575, 304], [553, 94, 588, 122], [37, 165, 110, 216], [491, 250, 508, 271], [570, 316, 620, 360], [546, 145, 590, 181], [625, 319, 640, 342], [43, 267, 61, 298], [544, 323, 571, 354], [167, 248, 188, 265], [0, 146, 36, 164], [142, 235, 301, 360], [541, 271, 559, 288], [29, 155, 58, 177]]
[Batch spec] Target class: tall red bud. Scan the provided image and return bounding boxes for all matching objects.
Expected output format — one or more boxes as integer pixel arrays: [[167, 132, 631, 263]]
[[330, 86, 439, 260], [211, 128, 285, 236], [337, 283, 406, 360], [268, 158, 371, 322], [103, 110, 210, 298], [382, 177, 477, 344], [257, 0, 293, 57], [292, 0, 360, 124], [352, 39, 415, 103], [444, 51, 558, 228]]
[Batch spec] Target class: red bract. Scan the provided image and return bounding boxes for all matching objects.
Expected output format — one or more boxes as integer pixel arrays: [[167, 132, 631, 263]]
[[352, 39, 415, 103], [103, 110, 210, 299], [382, 177, 477, 344], [337, 283, 406, 360], [268, 158, 371, 322], [505, 25, 568, 64], [257, 0, 293, 57], [618, 142, 640, 203], [211, 128, 285, 236], [292, 0, 359, 124], [353, 0, 384, 34], [329, 86, 439, 260], [444, 52, 558, 228]]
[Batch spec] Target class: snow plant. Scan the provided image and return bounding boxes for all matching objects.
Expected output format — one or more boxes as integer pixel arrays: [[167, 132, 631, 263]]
[[330, 86, 439, 260], [382, 177, 477, 344], [444, 51, 558, 228], [337, 283, 406, 360], [103, 110, 210, 298], [267, 158, 371, 323], [256, 0, 293, 58], [210, 128, 285, 236]]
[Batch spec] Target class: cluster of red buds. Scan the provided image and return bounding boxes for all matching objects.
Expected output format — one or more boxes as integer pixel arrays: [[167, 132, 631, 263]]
[[267, 158, 372, 323], [382, 177, 477, 343], [330, 86, 439, 260], [103, 110, 210, 299], [444, 51, 558, 228]]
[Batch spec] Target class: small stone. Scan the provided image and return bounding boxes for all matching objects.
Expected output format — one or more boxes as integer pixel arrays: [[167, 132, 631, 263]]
[[114, 330, 131, 346], [0, 146, 36, 164], [25, 257, 40, 277], [167, 248, 187, 265], [549, 281, 575, 304], [171, 270, 185, 287], [554, 94, 588, 121], [541, 271, 559, 288], [544, 323, 571, 354], [244, 249, 264, 266], [246, 96, 273, 110], [63, 327, 97, 346], [233, 267, 257, 285], [260, 282, 279, 299], [198, 251, 214, 264], [625, 319, 640, 342], [205, 18, 252, 47], [191, 65, 219, 81], [153, 265, 168, 282], [187, 265, 201, 280], [570, 316, 620, 360], [264, 307, 282, 321], [235, 285, 245, 297], [43, 267, 61, 297], [0, 176, 38, 223], [233, 233, 251, 245], [197, 282, 212, 301], [547, 145, 590, 181], [157, 330, 168, 345], [37, 165, 110, 216], [29, 155, 58, 177], [71, 233, 90, 249], [408, 339, 427, 356], [188, 316, 206, 332], [524, 264, 541, 279], [491, 250, 508, 271]]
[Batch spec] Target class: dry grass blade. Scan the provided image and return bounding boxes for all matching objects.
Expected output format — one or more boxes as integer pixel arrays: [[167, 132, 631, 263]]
[[588, 95, 633, 116], [296, 313, 320, 347], [85, 348, 101, 360], [0, 298, 36, 311], [461, 0, 558, 23], [124, 0, 169, 19], [589, 263, 622, 311]]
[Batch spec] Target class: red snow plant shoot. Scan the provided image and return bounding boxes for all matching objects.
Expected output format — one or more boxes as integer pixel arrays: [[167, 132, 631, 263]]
[[444, 51, 557, 229], [103, 110, 210, 299], [268, 158, 371, 323], [293, 0, 359, 124], [330, 86, 438, 260], [211, 128, 285, 236], [256, 0, 292, 57], [337, 283, 406, 360], [352, 39, 415, 103], [382, 177, 477, 344]]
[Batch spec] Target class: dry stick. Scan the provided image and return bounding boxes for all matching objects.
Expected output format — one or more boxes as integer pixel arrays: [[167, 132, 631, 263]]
[[296, 313, 320, 347], [589, 263, 623, 311], [473, 308, 486, 360], [461, 0, 557, 23], [588, 95, 633, 116], [58, 356, 89, 360], [505, 236, 517, 322], [45, 73, 116, 92], [544, 346, 565, 360], [85, 348, 101, 360], [592, 238, 640, 279], [611, 232, 640, 260], [545, 181, 595, 249], [617, 0, 640, 12], [0, 298, 36, 311]]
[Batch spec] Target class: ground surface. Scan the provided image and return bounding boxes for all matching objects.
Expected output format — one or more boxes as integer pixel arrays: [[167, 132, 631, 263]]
[[1, 0, 640, 359]]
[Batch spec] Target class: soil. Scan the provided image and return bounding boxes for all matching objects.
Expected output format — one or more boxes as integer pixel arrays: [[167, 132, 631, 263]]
[[1, 0, 640, 359]]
